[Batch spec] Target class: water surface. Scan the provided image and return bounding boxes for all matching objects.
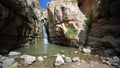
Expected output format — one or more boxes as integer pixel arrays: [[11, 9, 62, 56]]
[[15, 43, 77, 56]]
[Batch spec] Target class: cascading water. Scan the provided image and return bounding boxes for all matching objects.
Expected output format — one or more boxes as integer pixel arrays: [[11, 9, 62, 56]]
[[43, 25, 48, 44]]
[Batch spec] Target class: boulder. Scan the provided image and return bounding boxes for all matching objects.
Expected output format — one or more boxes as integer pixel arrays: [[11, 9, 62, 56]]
[[54, 55, 65, 66], [20, 54, 36, 65], [64, 56, 72, 63], [2, 58, 15, 68], [82, 48, 91, 54], [72, 57, 80, 62], [37, 56, 44, 61], [8, 51, 21, 56]]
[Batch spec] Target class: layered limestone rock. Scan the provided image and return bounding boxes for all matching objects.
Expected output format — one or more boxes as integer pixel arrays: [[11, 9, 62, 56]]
[[0, 0, 41, 52], [47, 0, 87, 47]]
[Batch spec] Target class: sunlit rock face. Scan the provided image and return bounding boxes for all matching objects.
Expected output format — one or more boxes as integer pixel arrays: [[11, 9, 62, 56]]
[[47, 0, 87, 47], [77, 0, 120, 49], [0, 0, 41, 51]]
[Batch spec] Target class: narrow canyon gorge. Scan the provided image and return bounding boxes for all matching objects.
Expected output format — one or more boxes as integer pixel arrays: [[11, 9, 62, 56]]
[[0, 0, 120, 68]]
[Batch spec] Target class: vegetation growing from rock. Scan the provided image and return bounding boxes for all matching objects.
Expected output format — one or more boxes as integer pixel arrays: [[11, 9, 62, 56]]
[[31, 12, 37, 18], [84, 15, 93, 46], [65, 27, 75, 39]]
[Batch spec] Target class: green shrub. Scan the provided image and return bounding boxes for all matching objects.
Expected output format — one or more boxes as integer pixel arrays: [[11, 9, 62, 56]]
[[65, 27, 75, 38], [84, 15, 93, 46], [31, 12, 37, 18], [84, 15, 93, 26]]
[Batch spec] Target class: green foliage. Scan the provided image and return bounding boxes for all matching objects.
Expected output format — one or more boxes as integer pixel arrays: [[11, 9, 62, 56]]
[[84, 15, 93, 26], [84, 15, 93, 46], [65, 27, 75, 38], [31, 12, 37, 18]]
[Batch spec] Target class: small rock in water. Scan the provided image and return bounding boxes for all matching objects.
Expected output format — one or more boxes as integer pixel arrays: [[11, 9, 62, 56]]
[[74, 51, 78, 54], [43, 56, 47, 59], [20, 54, 36, 65], [8, 51, 21, 56], [37, 56, 44, 61], [79, 46, 83, 51], [64, 56, 72, 63], [24, 43, 30, 47], [82, 48, 91, 54], [54, 54, 65, 66], [72, 57, 80, 62]]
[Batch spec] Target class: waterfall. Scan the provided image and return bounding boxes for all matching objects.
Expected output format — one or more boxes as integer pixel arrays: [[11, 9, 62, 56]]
[[43, 25, 48, 44]]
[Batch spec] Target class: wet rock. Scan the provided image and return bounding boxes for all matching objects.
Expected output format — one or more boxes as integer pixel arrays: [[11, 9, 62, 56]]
[[2, 58, 15, 68], [74, 51, 78, 54], [24, 43, 30, 47], [37, 56, 44, 61], [54, 55, 64, 66], [72, 57, 80, 62], [8, 51, 21, 56], [82, 48, 91, 54], [43, 56, 47, 59], [20, 54, 36, 65], [64, 56, 72, 63], [79, 46, 83, 51]]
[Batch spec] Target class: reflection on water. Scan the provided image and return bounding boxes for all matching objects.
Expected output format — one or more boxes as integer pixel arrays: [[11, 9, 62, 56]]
[[15, 43, 77, 56], [43, 44, 48, 54]]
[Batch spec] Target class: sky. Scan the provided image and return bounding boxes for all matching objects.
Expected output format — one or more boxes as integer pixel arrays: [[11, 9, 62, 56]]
[[39, 0, 51, 9]]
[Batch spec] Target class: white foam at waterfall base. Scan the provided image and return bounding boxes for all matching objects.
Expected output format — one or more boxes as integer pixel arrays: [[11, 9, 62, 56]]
[[43, 25, 48, 44]]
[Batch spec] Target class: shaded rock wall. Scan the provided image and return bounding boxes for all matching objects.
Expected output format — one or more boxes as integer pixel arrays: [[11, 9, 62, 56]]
[[77, 0, 120, 49], [0, 0, 41, 51], [47, 0, 87, 47]]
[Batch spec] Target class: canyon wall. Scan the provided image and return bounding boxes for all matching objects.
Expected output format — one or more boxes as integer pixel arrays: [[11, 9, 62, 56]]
[[0, 0, 41, 53], [78, 0, 120, 55]]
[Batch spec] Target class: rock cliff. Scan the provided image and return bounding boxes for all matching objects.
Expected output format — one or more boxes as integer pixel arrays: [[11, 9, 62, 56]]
[[47, 0, 87, 47], [78, 0, 120, 55], [0, 0, 41, 52]]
